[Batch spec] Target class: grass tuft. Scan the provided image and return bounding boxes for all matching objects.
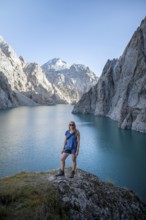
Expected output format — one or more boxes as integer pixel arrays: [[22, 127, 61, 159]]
[[0, 172, 70, 220]]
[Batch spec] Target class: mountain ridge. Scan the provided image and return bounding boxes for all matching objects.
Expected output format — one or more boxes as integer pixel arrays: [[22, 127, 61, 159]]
[[41, 58, 98, 104], [72, 17, 146, 133], [0, 36, 98, 108]]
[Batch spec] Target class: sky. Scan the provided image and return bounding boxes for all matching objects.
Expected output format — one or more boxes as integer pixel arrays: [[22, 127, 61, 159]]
[[0, 0, 146, 76]]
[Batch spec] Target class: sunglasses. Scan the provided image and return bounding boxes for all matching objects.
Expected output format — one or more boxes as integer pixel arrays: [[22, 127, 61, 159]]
[[69, 124, 75, 126]]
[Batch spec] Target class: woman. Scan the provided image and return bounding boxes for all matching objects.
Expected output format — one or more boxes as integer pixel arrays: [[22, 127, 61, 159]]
[[56, 121, 80, 178]]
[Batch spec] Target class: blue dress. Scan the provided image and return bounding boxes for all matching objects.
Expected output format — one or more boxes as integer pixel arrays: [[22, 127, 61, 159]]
[[64, 130, 78, 154]]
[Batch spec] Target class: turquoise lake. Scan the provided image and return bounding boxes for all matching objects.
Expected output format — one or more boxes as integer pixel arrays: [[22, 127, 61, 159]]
[[0, 105, 146, 202]]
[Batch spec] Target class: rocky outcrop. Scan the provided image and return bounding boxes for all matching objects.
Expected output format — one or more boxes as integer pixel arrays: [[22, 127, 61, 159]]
[[41, 58, 98, 104], [0, 168, 146, 219], [73, 17, 146, 133], [55, 168, 146, 219]]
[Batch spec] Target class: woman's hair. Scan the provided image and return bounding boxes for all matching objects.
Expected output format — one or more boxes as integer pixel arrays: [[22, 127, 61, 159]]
[[68, 121, 80, 137], [68, 121, 77, 131]]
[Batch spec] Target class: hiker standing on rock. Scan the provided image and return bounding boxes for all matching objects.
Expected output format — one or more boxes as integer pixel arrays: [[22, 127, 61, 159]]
[[56, 121, 80, 178]]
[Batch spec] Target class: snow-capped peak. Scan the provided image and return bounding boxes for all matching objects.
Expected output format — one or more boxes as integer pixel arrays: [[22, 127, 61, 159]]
[[41, 58, 70, 71], [48, 58, 66, 66]]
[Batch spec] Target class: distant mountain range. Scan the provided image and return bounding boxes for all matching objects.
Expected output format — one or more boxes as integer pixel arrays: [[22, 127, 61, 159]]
[[42, 58, 98, 104], [73, 17, 146, 133], [0, 36, 98, 109], [1, 17, 146, 133]]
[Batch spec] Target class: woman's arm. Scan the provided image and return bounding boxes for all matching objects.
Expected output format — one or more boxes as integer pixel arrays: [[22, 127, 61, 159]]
[[61, 136, 67, 153], [76, 131, 80, 156]]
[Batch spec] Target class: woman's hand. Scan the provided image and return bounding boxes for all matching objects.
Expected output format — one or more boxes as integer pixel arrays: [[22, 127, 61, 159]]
[[75, 151, 79, 157]]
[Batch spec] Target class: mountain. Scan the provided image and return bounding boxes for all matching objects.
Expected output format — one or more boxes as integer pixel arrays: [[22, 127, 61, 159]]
[[0, 37, 98, 109], [42, 58, 98, 104], [23, 62, 55, 105], [42, 57, 70, 71], [0, 36, 37, 108], [73, 17, 146, 133]]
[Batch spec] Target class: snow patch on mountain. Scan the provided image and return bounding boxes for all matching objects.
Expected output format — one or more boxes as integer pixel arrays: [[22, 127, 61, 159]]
[[41, 58, 98, 104]]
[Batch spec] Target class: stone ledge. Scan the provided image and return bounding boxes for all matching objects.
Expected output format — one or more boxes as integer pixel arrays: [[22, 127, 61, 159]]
[[0, 168, 146, 220]]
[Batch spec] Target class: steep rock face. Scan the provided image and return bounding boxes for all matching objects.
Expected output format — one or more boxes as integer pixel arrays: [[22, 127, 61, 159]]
[[0, 37, 56, 108], [73, 17, 146, 133], [23, 63, 55, 105], [42, 58, 98, 104], [0, 36, 31, 108], [0, 36, 28, 92], [0, 72, 18, 108]]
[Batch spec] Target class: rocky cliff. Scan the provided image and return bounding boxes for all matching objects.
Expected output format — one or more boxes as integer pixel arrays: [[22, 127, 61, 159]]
[[0, 36, 55, 108], [41, 58, 98, 104], [0, 168, 146, 220], [0, 37, 98, 109], [73, 17, 146, 133], [23, 62, 55, 105]]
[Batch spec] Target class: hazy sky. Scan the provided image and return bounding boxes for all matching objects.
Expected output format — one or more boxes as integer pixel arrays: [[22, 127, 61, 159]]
[[0, 0, 146, 76]]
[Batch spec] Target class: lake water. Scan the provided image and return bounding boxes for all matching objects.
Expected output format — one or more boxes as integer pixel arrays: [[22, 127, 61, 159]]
[[0, 105, 146, 202]]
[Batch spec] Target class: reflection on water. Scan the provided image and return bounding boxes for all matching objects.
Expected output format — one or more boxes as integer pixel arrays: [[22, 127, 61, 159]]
[[0, 105, 146, 202]]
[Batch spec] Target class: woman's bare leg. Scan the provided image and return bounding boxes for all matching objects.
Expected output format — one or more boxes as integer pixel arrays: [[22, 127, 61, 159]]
[[61, 153, 69, 171], [72, 154, 77, 171]]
